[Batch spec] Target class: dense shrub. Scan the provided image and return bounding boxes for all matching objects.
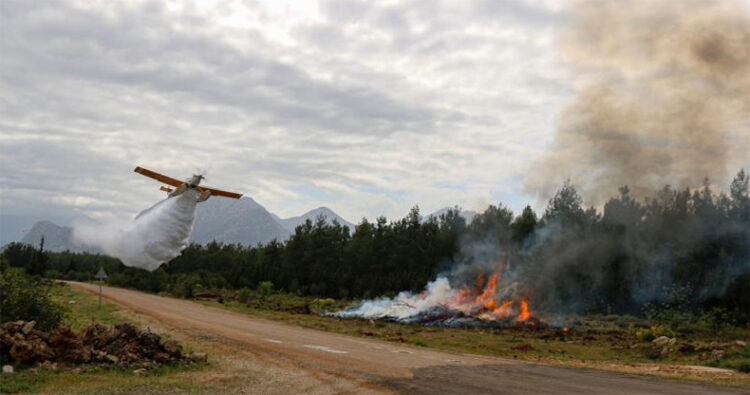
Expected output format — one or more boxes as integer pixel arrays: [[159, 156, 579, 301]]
[[258, 281, 274, 296], [0, 260, 65, 331], [237, 287, 252, 303]]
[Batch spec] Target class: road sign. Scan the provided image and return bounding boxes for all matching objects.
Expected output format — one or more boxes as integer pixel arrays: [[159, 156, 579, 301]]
[[95, 267, 107, 308]]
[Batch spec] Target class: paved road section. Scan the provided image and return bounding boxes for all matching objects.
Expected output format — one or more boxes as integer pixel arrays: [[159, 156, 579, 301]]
[[69, 282, 743, 394]]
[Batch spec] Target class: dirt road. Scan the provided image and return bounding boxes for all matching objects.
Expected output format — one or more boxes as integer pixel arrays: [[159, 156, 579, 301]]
[[69, 282, 742, 394]]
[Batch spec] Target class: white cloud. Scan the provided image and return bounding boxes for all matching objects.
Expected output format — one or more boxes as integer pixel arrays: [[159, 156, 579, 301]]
[[0, 0, 571, 242]]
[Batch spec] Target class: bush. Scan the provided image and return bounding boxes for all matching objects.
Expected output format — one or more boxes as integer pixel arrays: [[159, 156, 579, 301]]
[[729, 361, 750, 373], [237, 287, 252, 303], [693, 308, 733, 331], [640, 346, 663, 360], [171, 274, 202, 299], [644, 300, 734, 333], [0, 263, 65, 331], [310, 298, 334, 310], [312, 298, 336, 307], [258, 281, 274, 296]]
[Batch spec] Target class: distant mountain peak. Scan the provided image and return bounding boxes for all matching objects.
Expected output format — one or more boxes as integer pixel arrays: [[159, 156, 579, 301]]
[[190, 195, 290, 246], [280, 207, 355, 232], [16, 220, 98, 253]]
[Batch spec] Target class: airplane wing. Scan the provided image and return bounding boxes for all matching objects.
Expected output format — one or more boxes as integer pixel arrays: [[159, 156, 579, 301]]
[[134, 166, 183, 187], [197, 186, 243, 199]]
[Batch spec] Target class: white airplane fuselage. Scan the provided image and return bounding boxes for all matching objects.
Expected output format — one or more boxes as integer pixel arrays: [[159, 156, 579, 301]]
[[168, 175, 211, 201]]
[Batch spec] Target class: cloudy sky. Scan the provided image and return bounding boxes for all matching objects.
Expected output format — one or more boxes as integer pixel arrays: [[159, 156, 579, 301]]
[[1, 0, 573, 243]]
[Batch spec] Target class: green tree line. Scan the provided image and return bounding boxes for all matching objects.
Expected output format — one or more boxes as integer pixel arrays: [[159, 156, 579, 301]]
[[3, 170, 748, 323]]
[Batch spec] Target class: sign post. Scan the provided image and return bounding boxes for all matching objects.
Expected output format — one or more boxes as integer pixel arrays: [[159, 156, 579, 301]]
[[95, 267, 108, 308]]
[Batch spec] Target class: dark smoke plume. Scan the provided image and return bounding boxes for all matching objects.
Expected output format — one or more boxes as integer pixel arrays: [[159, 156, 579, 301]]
[[333, 1, 750, 327], [527, 0, 750, 204]]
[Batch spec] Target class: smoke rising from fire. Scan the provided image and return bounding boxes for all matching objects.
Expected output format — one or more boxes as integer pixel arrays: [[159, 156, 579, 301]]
[[337, 252, 541, 326], [73, 190, 198, 271], [527, 0, 750, 204], [337, 277, 457, 321], [334, 2, 750, 326]]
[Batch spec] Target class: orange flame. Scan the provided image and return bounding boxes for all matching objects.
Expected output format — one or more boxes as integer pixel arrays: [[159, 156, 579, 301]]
[[492, 300, 514, 319], [475, 273, 498, 305], [442, 262, 540, 325], [515, 297, 532, 322]]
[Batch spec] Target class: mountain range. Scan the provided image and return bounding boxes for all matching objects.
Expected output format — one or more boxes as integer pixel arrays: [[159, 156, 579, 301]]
[[9, 197, 471, 253]]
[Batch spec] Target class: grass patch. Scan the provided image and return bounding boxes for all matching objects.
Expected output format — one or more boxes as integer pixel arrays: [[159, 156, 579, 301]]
[[48, 282, 128, 330], [705, 346, 750, 373], [0, 376, 35, 394], [1, 362, 207, 394]]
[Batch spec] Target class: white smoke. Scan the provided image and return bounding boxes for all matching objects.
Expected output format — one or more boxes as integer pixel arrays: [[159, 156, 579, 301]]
[[336, 258, 532, 324], [73, 189, 199, 271], [337, 277, 457, 320]]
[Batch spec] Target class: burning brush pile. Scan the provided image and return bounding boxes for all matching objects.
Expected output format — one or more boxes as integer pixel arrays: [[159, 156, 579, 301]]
[[337, 263, 544, 328]]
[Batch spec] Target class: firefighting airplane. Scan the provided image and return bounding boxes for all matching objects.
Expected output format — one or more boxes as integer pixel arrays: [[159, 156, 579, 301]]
[[134, 166, 242, 202]]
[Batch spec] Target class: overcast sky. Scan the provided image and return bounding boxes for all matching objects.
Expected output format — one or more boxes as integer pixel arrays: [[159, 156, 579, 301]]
[[0, 0, 573, 243]]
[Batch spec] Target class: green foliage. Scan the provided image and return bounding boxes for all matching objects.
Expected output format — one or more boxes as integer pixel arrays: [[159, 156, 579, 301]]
[[258, 281, 274, 296], [0, 261, 66, 331], [0, 374, 35, 393], [311, 298, 335, 307], [171, 274, 202, 298], [237, 287, 252, 303], [511, 205, 537, 244], [50, 283, 126, 331], [705, 346, 750, 373], [3, 242, 39, 270], [543, 181, 587, 228], [643, 284, 735, 331], [640, 345, 663, 360], [694, 308, 734, 331], [722, 360, 750, 373]]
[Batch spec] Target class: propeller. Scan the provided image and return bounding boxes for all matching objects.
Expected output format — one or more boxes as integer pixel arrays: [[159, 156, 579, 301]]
[[194, 167, 208, 181]]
